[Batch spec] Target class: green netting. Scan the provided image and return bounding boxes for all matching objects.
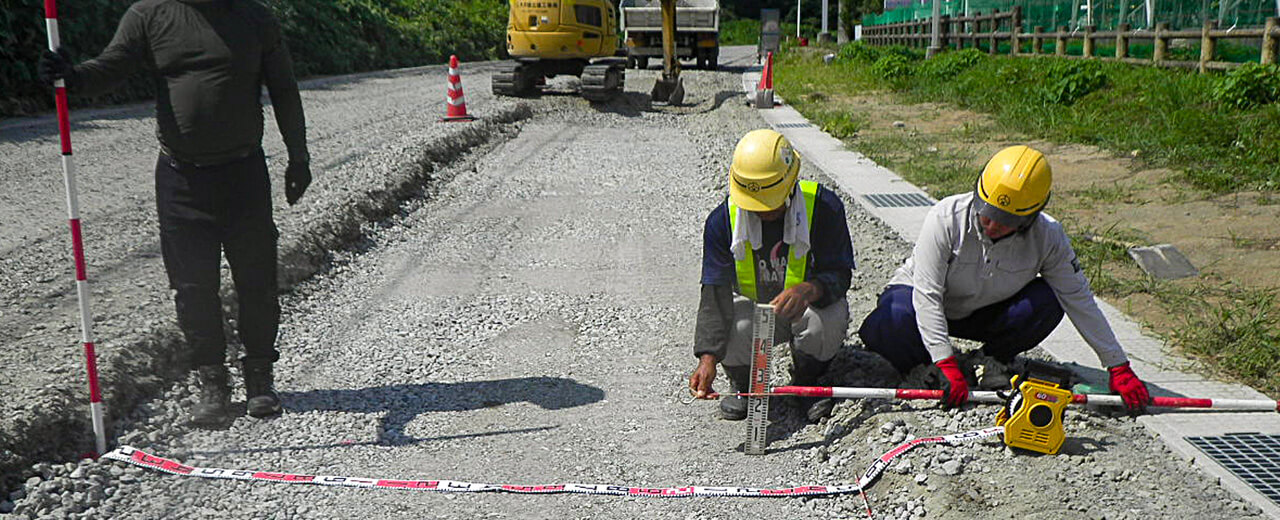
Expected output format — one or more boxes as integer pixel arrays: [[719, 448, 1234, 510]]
[[865, 0, 1278, 30]]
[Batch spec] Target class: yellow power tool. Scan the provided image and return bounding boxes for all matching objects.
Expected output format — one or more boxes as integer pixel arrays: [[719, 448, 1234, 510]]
[[995, 360, 1074, 454]]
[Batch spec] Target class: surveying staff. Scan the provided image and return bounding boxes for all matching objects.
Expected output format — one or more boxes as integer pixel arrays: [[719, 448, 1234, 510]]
[[38, 0, 311, 425], [857, 145, 1150, 413], [688, 129, 856, 423]]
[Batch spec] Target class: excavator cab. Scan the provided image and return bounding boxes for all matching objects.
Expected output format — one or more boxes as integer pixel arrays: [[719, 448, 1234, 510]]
[[494, 0, 626, 101]]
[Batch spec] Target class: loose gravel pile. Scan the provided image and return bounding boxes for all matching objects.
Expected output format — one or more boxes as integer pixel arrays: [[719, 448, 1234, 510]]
[[1, 47, 1269, 519]]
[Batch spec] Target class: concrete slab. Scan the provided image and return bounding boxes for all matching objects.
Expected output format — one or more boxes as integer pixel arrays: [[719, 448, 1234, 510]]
[[750, 81, 1280, 518]]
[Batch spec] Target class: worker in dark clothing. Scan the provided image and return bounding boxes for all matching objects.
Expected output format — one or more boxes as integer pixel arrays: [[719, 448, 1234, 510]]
[[688, 129, 856, 423], [38, 0, 311, 426]]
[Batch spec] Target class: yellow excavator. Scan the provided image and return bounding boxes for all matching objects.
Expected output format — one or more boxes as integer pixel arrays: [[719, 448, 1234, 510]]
[[496, 0, 683, 104]]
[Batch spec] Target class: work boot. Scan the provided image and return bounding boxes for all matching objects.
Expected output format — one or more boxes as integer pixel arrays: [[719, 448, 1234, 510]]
[[242, 359, 282, 418], [719, 365, 750, 421], [975, 354, 1013, 391], [790, 352, 834, 423], [190, 365, 231, 427]]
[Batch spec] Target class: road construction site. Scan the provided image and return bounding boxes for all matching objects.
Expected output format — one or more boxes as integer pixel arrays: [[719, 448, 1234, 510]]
[[0, 45, 1271, 519]]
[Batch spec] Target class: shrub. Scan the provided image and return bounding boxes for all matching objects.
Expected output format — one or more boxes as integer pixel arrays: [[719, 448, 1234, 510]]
[[918, 48, 985, 78], [1038, 59, 1108, 105], [836, 41, 882, 63], [872, 54, 914, 80], [1212, 63, 1280, 110]]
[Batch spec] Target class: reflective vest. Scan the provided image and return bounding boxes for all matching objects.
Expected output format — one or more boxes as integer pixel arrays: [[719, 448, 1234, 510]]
[[727, 180, 818, 302]]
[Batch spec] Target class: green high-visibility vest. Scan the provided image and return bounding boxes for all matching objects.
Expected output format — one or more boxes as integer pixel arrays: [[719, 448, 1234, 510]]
[[727, 180, 818, 302]]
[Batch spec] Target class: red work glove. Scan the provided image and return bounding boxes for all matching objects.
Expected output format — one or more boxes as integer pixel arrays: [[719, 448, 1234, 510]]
[[1108, 362, 1150, 414], [935, 356, 969, 408]]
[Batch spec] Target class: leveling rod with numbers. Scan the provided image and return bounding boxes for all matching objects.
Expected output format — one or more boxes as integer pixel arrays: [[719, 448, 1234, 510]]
[[735, 385, 1280, 412]]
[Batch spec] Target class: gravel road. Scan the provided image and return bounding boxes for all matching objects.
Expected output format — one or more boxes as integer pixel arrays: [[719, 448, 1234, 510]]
[[0, 46, 1267, 519]]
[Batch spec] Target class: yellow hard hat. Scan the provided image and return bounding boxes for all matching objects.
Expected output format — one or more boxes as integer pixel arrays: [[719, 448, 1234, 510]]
[[728, 129, 800, 212], [975, 145, 1052, 229]]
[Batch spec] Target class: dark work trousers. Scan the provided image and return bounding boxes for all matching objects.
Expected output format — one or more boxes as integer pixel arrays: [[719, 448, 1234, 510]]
[[857, 279, 1064, 374], [155, 149, 280, 368]]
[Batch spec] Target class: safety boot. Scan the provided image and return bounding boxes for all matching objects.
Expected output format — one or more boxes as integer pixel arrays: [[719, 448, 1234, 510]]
[[719, 365, 750, 421], [790, 352, 834, 423], [243, 359, 282, 418], [190, 365, 231, 427]]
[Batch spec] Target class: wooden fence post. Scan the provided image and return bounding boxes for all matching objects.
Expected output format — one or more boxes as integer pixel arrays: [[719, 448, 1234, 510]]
[[1033, 26, 1044, 55], [1116, 23, 1129, 58], [1262, 17, 1277, 65], [941, 15, 951, 51], [1199, 20, 1216, 74], [1083, 25, 1095, 57], [1011, 7, 1022, 55], [1153, 22, 1168, 63], [989, 12, 999, 54], [1056, 26, 1067, 55]]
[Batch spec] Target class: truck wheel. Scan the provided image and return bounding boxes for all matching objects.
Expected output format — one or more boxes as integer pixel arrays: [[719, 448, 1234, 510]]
[[708, 55, 718, 70], [637, 57, 649, 70]]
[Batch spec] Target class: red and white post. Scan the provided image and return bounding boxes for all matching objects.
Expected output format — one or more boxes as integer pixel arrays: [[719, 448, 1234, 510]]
[[43, 0, 108, 457]]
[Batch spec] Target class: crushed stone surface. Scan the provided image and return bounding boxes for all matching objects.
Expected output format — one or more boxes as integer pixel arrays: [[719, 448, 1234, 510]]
[[0, 47, 1268, 519]]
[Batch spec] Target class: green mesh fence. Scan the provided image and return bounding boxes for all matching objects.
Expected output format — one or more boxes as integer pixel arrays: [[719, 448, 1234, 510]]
[[866, 0, 1279, 30]]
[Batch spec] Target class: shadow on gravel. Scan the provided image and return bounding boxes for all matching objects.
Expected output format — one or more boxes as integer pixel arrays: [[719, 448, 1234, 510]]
[[280, 377, 605, 446]]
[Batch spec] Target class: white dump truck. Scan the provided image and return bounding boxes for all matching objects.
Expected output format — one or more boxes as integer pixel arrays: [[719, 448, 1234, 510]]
[[619, 0, 720, 70]]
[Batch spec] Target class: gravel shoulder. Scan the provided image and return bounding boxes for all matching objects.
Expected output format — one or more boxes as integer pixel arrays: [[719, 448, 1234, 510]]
[[0, 48, 1268, 519]]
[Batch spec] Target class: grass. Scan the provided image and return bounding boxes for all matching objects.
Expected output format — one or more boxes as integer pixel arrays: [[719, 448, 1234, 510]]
[[775, 45, 1280, 397]]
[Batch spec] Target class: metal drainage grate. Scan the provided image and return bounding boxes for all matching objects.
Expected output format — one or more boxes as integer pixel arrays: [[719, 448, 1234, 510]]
[[1187, 433, 1280, 505], [775, 122, 812, 128], [863, 192, 935, 208]]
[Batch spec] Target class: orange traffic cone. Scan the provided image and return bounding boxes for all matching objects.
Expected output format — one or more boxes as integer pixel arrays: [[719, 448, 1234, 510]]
[[755, 51, 775, 109], [442, 55, 478, 122], [759, 51, 775, 91]]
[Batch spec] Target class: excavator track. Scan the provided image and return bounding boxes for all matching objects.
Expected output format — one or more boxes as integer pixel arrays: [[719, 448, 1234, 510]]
[[580, 62, 625, 102], [492, 61, 535, 97]]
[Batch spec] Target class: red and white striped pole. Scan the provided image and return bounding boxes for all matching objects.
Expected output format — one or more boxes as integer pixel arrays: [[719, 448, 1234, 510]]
[[742, 386, 1280, 412], [43, 0, 108, 457]]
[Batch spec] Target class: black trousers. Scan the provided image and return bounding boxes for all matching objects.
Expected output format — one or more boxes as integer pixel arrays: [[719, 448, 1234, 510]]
[[155, 149, 280, 367]]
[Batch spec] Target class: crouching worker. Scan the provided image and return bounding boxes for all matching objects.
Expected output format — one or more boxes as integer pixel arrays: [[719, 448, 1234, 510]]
[[688, 129, 856, 423], [858, 145, 1150, 413]]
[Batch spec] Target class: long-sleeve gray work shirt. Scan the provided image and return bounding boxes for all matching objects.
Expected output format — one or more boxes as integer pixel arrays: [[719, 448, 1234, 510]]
[[888, 193, 1128, 368]]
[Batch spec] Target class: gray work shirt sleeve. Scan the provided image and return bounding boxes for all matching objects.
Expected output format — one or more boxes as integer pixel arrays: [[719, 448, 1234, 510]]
[[910, 204, 957, 363], [1038, 221, 1129, 368]]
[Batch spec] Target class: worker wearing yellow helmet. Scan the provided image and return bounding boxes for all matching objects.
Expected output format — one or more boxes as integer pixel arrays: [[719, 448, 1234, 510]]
[[858, 146, 1151, 413], [688, 129, 856, 423]]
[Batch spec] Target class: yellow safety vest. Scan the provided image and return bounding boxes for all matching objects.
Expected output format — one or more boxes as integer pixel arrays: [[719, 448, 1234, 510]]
[[728, 180, 818, 302]]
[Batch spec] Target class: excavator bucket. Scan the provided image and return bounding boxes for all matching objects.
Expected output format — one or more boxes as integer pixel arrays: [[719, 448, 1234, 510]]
[[649, 0, 684, 106], [650, 73, 684, 105]]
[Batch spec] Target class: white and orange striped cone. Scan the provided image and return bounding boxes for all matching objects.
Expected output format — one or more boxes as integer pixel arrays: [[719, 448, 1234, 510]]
[[754, 51, 775, 109], [442, 55, 477, 122]]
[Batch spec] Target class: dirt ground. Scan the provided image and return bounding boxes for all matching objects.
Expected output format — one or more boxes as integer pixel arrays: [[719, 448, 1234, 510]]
[[828, 93, 1280, 339]]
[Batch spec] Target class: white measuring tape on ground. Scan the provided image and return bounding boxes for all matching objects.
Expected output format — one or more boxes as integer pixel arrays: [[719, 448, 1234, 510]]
[[102, 426, 1004, 498]]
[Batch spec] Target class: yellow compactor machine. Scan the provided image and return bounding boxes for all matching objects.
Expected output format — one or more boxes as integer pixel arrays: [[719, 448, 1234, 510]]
[[496, 0, 684, 104]]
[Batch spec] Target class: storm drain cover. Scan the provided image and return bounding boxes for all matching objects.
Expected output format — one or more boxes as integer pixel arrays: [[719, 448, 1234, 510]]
[[1187, 433, 1280, 505], [863, 192, 934, 208], [776, 122, 811, 128]]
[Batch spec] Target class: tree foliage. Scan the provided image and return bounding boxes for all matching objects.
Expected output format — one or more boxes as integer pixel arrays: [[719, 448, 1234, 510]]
[[1, 0, 506, 117]]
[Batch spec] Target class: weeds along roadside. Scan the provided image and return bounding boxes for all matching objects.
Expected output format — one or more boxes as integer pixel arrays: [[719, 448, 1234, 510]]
[[774, 44, 1280, 397]]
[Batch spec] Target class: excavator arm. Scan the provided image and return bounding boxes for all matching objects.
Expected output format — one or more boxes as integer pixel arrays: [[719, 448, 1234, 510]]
[[648, 0, 684, 105]]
